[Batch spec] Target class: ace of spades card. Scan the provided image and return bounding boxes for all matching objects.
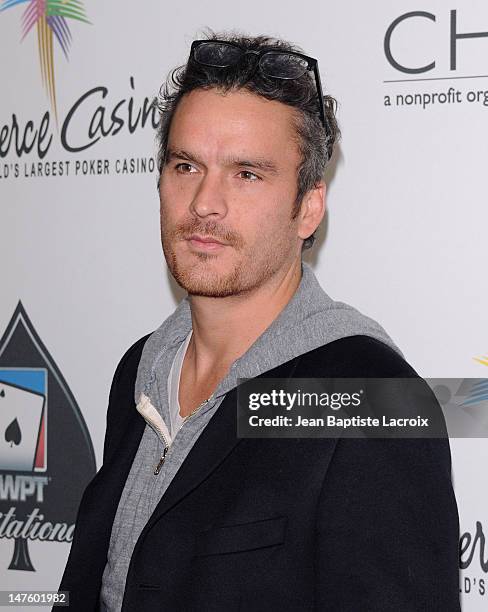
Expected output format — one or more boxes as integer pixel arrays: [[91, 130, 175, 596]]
[[0, 382, 45, 472]]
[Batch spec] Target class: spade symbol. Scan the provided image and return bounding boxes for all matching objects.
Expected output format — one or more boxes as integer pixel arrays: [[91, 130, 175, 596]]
[[0, 302, 96, 573], [5, 418, 21, 447], [0, 388, 5, 397]]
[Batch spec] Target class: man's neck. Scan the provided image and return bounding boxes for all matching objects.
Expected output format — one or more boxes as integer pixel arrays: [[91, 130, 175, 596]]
[[186, 260, 302, 380]]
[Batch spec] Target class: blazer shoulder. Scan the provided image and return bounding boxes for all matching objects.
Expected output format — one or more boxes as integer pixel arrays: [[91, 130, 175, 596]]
[[106, 333, 151, 416], [114, 334, 151, 382], [108, 333, 151, 405], [295, 334, 418, 378], [103, 334, 151, 464]]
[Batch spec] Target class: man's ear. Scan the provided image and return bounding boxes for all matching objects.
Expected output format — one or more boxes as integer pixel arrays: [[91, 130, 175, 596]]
[[297, 181, 326, 241]]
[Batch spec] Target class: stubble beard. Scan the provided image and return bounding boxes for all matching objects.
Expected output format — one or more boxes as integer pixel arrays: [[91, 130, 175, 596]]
[[161, 216, 292, 299]]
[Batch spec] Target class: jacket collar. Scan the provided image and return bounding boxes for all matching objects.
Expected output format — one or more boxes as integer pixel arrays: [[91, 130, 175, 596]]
[[134, 262, 402, 407]]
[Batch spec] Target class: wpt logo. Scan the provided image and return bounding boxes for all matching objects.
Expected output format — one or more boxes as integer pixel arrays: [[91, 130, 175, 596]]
[[0, 0, 91, 120], [1, 375, 46, 473], [0, 302, 95, 571]]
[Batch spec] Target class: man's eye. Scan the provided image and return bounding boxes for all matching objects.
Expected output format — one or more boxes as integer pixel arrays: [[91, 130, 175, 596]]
[[175, 163, 197, 174], [238, 170, 260, 181]]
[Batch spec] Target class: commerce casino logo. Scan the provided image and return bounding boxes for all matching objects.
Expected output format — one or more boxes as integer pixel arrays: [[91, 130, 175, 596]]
[[0, 0, 157, 174], [0, 0, 90, 121], [0, 303, 95, 571], [457, 354, 488, 600], [460, 521, 488, 598]]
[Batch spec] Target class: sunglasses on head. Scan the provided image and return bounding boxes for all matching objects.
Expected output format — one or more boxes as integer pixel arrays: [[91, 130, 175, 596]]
[[190, 39, 328, 130]]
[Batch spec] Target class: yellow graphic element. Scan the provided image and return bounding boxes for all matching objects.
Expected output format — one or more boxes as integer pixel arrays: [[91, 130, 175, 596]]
[[473, 355, 488, 367], [37, 16, 57, 122], [2, 0, 90, 122]]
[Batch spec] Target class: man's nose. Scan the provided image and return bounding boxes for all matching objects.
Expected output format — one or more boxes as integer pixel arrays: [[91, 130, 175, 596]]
[[189, 171, 228, 219]]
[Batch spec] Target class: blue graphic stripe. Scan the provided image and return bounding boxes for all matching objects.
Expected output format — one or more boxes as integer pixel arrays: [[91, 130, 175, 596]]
[[462, 393, 488, 406], [471, 380, 488, 391], [0, 369, 46, 394], [0, 0, 30, 11], [468, 383, 488, 394], [466, 391, 488, 401], [460, 379, 488, 407], [462, 395, 488, 407]]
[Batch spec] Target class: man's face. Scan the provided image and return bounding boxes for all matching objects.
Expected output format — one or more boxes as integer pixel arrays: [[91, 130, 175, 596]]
[[159, 87, 314, 298]]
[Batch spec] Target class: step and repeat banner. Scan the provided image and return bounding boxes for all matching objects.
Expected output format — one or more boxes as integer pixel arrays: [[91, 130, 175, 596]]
[[1, 0, 487, 608]]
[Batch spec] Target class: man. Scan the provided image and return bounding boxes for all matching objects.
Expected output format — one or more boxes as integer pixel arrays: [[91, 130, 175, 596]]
[[57, 33, 460, 611]]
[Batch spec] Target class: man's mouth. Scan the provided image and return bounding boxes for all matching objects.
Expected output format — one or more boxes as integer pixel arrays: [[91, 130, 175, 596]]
[[187, 234, 228, 251]]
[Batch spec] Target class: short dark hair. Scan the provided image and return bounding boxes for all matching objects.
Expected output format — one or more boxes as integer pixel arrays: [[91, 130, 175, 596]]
[[155, 31, 340, 249]]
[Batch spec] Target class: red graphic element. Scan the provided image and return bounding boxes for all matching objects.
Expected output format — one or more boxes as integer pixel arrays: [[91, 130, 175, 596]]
[[34, 412, 45, 470]]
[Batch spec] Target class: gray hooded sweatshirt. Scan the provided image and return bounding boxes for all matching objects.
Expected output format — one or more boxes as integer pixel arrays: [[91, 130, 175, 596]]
[[99, 262, 403, 612]]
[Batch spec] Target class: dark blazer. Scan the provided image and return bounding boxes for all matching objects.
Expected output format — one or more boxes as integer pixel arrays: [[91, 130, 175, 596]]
[[57, 335, 460, 611]]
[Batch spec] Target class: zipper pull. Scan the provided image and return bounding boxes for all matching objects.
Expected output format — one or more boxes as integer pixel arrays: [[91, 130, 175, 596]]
[[154, 446, 168, 475]]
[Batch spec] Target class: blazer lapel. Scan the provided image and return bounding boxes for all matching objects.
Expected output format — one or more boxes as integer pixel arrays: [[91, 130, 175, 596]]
[[143, 386, 240, 529], [143, 357, 299, 531]]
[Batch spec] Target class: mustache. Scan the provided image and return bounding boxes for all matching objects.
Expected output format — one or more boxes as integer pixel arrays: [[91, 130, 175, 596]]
[[171, 218, 245, 249]]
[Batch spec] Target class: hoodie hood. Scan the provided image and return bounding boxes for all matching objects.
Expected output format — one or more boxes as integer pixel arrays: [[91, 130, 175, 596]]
[[134, 263, 403, 408]]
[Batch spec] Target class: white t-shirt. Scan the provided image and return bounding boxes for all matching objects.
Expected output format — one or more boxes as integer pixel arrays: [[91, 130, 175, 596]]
[[167, 330, 193, 438]]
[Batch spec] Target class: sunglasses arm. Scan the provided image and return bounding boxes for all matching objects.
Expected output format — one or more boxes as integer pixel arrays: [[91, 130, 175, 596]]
[[312, 63, 327, 130]]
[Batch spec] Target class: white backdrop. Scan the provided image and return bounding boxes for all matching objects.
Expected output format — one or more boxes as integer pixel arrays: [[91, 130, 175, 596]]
[[1, 0, 487, 608]]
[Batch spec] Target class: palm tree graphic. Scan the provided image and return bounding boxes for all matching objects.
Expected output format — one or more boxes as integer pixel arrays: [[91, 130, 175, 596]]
[[1, 0, 90, 121]]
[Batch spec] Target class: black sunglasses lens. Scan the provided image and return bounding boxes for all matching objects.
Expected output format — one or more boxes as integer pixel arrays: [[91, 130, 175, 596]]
[[194, 42, 243, 67], [259, 53, 309, 78]]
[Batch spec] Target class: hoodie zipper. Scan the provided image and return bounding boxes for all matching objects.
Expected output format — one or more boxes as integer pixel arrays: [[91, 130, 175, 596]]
[[153, 445, 169, 475], [152, 397, 210, 475]]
